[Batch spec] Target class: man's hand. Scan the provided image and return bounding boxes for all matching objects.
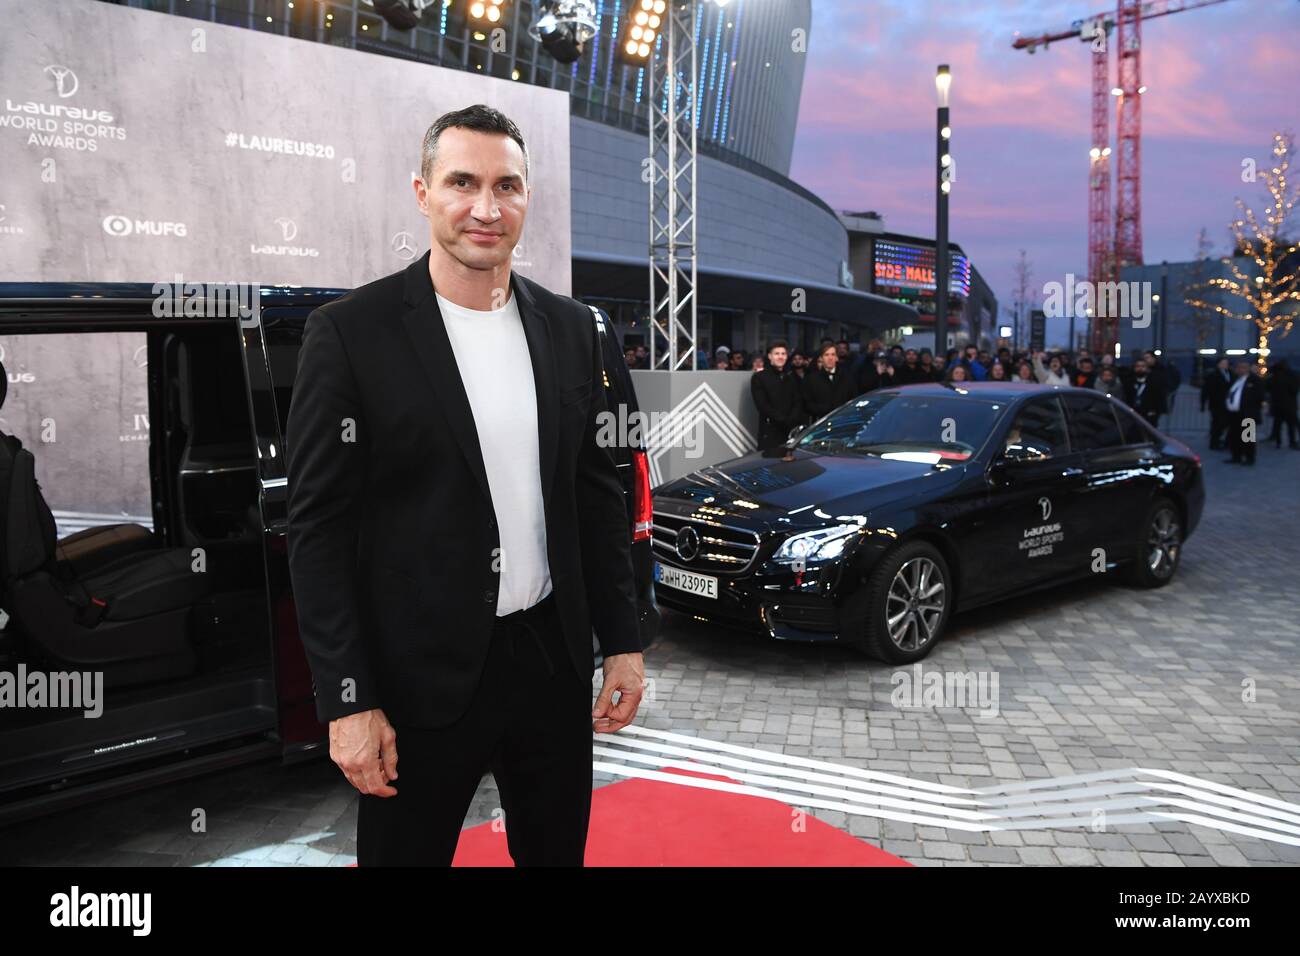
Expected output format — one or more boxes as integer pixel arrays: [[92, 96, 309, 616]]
[[330, 708, 398, 797], [592, 651, 645, 734]]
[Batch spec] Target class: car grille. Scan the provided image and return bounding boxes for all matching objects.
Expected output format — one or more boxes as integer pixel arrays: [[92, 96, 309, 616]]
[[651, 510, 762, 575]]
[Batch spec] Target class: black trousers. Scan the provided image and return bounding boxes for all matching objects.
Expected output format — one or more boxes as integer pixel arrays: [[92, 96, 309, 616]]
[[356, 592, 594, 866], [1227, 411, 1257, 463], [1208, 409, 1228, 449], [1269, 408, 1299, 446]]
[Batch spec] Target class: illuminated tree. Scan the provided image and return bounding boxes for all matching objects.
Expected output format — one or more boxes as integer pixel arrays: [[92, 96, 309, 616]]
[[1185, 132, 1300, 368]]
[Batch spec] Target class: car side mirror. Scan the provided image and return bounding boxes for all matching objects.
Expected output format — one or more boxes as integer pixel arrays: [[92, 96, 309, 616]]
[[988, 456, 1014, 487]]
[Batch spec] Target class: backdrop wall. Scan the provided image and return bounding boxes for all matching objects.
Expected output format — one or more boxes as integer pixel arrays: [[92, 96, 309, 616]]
[[0, 0, 572, 529]]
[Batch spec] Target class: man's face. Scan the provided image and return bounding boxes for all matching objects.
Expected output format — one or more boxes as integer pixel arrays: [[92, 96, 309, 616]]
[[1134, 361, 1148, 377], [978, 351, 991, 364], [822, 348, 838, 371], [837, 342, 850, 359], [768, 347, 788, 370], [1217, 358, 1229, 371], [1235, 361, 1251, 377], [415, 127, 528, 272], [1079, 359, 1093, 373], [905, 349, 918, 365], [624, 348, 637, 366], [729, 352, 745, 368], [964, 346, 977, 360], [792, 353, 807, 369], [1144, 352, 1157, 366]]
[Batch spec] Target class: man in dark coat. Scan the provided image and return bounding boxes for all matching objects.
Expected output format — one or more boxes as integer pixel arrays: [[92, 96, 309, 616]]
[[751, 339, 803, 450], [1124, 357, 1168, 429], [893, 348, 929, 385], [1200, 356, 1232, 450], [1266, 359, 1300, 449], [1225, 359, 1266, 465], [802, 342, 858, 423]]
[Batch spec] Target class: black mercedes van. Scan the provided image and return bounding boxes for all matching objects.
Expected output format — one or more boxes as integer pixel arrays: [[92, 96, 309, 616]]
[[0, 282, 657, 824]]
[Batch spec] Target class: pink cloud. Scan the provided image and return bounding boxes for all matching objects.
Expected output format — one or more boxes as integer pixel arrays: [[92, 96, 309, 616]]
[[789, 0, 1299, 303]]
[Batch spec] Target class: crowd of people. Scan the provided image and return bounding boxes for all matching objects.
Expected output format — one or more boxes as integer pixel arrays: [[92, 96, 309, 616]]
[[621, 337, 1300, 458]]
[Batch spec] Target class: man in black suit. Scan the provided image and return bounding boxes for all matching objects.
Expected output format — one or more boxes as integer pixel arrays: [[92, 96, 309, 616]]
[[801, 342, 858, 422], [1200, 356, 1232, 450], [1124, 357, 1168, 429], [1266, 359, 1300, 449], [750, 339, 803, 450], [1224, 359, 1266, 465], [285, 105, 645, 866]]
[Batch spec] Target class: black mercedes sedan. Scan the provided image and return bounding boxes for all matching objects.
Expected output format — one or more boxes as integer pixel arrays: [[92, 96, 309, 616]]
[[651, 383, 1204, 663]]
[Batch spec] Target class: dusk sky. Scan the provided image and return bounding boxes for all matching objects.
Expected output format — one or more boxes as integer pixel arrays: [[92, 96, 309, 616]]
[[789, 0, 1299, 322]]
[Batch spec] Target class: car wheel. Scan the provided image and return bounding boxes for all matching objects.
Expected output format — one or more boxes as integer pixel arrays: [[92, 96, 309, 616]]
[[859, 541, 952, 663], [1125, 498, 1182, 588]]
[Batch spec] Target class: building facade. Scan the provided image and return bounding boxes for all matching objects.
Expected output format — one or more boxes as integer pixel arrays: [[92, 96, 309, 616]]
[[843, 213, 998, 353], [1119, 255, 1300, 382]]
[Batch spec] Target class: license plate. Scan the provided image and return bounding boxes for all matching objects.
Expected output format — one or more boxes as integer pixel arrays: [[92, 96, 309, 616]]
[[654, 562, 718, 600]]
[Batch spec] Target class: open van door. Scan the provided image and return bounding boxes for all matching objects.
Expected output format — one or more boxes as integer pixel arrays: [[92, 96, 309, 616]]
[[235, 290, 347, 753], [0, 287, 313, 822]]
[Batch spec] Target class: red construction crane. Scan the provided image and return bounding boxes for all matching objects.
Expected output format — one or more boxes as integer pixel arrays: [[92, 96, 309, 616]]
[[1013, 0, 1232, 353]]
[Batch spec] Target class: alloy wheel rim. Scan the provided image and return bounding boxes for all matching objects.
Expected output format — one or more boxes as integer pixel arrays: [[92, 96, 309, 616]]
[[885, 557, 945, 651], [1147, 509, 1181, 578]]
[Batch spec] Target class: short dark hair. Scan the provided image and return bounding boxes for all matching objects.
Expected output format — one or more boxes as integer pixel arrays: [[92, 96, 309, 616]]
[[421, 103, 529, 186], [768, 339, 789, 353]]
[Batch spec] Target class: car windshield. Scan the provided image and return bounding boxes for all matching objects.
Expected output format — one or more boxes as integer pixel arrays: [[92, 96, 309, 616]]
[[795, 391, 1006, 463]]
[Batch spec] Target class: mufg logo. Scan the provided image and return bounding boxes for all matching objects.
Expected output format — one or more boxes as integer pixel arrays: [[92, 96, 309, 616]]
[[103, 215, 188, 238]]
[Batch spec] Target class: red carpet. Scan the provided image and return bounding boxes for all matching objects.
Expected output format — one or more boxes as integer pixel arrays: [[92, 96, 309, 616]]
[[451, 766, 910, 867]]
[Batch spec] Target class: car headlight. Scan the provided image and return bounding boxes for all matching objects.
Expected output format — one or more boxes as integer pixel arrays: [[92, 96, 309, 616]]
[[772, 525, 861, 565]]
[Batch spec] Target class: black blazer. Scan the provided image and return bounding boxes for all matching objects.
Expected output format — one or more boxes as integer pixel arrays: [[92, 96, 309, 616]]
[[284, 250, 641, 728], [801, 366, 857, 422]]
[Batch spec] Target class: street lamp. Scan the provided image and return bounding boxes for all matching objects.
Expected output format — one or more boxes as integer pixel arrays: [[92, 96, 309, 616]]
[[934, 65, 952, 361]]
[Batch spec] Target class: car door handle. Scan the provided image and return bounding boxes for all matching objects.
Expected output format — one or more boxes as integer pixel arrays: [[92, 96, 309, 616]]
[[1061, 467, 1085, 477]]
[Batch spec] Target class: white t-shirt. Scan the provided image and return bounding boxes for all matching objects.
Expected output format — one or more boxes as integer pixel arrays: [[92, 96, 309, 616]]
[[435, 287, 551, 616]]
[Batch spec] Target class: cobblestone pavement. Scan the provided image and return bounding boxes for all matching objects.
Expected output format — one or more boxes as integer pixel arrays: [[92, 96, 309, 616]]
[[2, 434, 1297, 866]]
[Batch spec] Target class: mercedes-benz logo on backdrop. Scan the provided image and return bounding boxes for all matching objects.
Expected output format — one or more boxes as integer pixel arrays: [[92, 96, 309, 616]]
[[44, 64, 79, 98], [391, 231, 417, 260], [675, 525, 700, 562]]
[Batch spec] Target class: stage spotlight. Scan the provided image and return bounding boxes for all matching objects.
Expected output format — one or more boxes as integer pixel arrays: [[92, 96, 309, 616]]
[[468, 0, 509, 27], [360, 0, 438, 31], [528, 0, 599, 64], [618, 0, 665, 65]]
